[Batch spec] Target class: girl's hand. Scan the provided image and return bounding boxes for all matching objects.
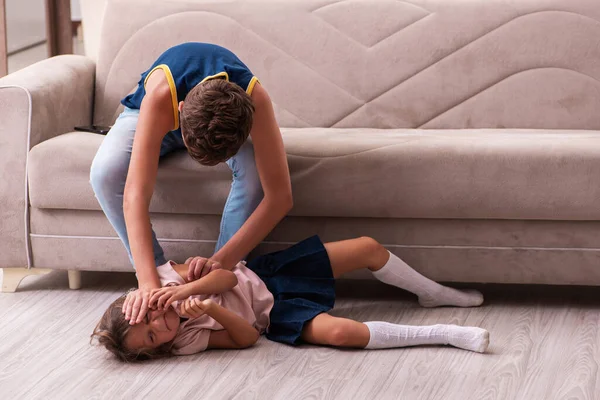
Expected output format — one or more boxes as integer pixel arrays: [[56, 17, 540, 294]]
[[186, 257, 222, 281], [149, 285, 192, 310], [180, 298, 214, 319]]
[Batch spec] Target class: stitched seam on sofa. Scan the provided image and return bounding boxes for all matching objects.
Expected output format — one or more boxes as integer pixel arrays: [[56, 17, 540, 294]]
[[312, 7, 432, 50], [331, 10, 600, 127], [311, 0, 431, 23], [27, 234, 600, 252], [263, 242, 600, 252], [417, 67, 600, 128], [100, 11, 362, 103], [101, 11, 353, 126], [0, 85, 34, 269], [30, 234, 217, 244], [310, 1, 348, 14], [273, 102, 313, 127]]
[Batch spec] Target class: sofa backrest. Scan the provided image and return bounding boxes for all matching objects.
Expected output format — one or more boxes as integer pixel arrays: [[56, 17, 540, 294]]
[[94, 0, 600, 130]]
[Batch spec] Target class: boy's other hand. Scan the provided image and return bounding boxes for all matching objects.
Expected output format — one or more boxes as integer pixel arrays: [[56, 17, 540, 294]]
[[186, 256, 222, 281], [123, 287, 154, 325], [149, 284, 192, 310]]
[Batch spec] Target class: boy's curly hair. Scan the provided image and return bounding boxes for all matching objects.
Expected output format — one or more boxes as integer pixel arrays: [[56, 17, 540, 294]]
[[180, 78, 255, 166], [90, 292, 171, 362]]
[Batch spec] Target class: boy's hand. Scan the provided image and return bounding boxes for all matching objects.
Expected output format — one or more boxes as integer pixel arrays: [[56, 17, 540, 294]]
[[123, 287, 156, 325], [180, 298, 214, 319], [186, 256, 222, 281], [149, 285, 193, 310]]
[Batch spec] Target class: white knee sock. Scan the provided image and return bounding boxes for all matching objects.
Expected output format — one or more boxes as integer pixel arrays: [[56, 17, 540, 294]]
[[372, 251, 484, 307], [364, 321, 489, 353]]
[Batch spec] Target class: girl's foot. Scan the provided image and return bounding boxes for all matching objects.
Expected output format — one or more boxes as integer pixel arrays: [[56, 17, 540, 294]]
[[445, 325, 490, 353], [418, 287, 484, 308], [371, 251, 484, 308]]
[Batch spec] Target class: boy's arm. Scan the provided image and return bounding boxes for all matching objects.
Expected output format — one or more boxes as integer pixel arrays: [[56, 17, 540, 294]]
[[181, 299, 259, 349], [206, 85, 293, 271], [150, 269, 238, 310], [122, 71, 176, 324]]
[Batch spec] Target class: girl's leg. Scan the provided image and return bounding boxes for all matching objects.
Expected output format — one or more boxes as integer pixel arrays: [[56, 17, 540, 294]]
[[324, 237, 484, 307], [215, 141, 263, 253], [363, 321, 489, 353], [301, 313, 370, 348], [301, 313, 489, 353], [323, 237, 389, 278], [90, 108, 184, 268]]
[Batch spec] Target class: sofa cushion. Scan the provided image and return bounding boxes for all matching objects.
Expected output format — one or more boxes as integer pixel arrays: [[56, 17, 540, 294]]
[[27, 129, 600, 220]]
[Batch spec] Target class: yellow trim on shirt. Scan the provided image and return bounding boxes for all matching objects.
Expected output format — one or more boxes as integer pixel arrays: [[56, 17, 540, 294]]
[[144, 64, 179, 131], [246, 76, 260, 95], [200, 71, 230, 84]]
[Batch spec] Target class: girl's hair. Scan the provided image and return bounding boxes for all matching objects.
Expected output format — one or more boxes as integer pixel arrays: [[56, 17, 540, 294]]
[[90, 292, 172, 362]]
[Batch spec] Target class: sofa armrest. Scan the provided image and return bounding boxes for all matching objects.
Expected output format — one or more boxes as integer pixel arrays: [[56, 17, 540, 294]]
[[0, 55, 96, 269], [0, 55, 96, 146]]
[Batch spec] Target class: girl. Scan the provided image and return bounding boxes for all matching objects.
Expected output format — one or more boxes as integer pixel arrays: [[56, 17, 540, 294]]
[[92, 236, 489, 361]]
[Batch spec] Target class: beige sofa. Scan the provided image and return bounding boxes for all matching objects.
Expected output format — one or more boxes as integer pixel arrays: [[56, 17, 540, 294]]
[[2, 0, 600, 292]]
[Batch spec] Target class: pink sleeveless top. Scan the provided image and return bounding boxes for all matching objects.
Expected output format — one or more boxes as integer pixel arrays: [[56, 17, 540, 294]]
[[156, 261, 274, 355]]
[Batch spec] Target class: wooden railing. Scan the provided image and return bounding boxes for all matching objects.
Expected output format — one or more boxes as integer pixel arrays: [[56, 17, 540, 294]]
[[45, 0, 72, 57]]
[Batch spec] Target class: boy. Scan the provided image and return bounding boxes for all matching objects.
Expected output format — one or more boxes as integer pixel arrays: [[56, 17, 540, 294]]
[[90, 43, 292, 326]]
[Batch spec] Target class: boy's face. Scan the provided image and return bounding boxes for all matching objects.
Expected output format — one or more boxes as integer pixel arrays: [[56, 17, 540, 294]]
[[124, 308, 180, 351]]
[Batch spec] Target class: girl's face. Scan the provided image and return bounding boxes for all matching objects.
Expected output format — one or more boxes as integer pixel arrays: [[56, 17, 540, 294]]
[[124, 308, 181, 351]]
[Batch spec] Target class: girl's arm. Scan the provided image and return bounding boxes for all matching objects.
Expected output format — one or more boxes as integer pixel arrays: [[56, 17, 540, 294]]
[[150, 269, 238, 309], [184, 269, 238, 295], [181, 299, 259, 349]]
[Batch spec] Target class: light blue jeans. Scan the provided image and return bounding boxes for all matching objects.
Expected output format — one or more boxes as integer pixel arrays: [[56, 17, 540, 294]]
[[90, 107, 263, 268]]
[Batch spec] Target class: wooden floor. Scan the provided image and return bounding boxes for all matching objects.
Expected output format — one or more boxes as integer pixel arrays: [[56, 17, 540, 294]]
[[1, 270, 599, 400]]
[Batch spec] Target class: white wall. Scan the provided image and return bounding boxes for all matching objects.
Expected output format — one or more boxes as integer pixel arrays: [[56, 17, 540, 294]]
[[6, 0, 46, 53], [80, 0, 106, 61], [71, 0, 81, 20]]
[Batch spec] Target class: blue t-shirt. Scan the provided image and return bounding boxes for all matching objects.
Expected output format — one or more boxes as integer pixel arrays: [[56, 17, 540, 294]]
[[122, 42, 259, 135]]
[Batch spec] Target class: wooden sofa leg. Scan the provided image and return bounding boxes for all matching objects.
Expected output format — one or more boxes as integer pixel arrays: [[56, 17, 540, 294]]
[[1, 268, 51, 292], [68, 270, 82, 290]]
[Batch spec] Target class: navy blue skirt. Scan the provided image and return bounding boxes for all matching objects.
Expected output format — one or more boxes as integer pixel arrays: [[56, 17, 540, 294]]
[[246, 235, 335, 345]]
